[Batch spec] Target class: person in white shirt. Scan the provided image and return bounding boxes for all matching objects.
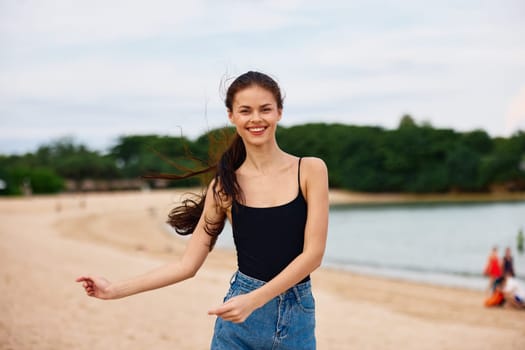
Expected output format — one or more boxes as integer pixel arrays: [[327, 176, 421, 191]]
[[501, 272, 525, 309]]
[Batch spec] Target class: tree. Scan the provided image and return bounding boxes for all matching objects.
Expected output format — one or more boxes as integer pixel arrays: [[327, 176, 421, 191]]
[[446, 146, 482, 191], [398, 114, 417, 129]]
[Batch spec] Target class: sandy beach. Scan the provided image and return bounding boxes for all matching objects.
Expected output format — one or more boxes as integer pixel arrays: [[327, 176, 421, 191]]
[[1, 189, 524, 349]]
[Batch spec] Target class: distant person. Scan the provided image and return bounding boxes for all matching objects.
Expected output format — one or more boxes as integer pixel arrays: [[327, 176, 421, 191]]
[[501, 272, 525, 309], [484, 246, 502, 293], [502, 247, 515, 277], [518, 228, 524, 254], [484, 288, 504, 308], [76, 71, 329, 349]]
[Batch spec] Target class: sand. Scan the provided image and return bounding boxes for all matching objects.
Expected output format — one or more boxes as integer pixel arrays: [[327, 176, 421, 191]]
[[1, 189, 524, 349]]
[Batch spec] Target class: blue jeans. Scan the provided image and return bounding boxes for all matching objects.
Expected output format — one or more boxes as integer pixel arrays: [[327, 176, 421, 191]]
[[210, 271, 316, 350]]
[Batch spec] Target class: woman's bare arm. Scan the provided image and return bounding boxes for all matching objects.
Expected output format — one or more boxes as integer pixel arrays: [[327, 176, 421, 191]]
[[76, 181, 225, 299]]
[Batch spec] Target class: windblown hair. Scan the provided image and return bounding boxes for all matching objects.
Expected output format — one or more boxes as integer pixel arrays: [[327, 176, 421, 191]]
[[145, 71, 283, 250]]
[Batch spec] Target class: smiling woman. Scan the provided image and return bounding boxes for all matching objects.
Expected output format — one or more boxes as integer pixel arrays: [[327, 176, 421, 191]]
[[228, 85, 282, 145], [76, 71, 329, 350]]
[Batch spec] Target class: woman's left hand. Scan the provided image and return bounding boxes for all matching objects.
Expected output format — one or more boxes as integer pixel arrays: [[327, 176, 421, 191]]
[[208, 293, 258, 323]]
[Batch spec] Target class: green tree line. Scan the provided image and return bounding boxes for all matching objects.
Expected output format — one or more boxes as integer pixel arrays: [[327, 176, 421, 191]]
[[1, 116, 524, 195]]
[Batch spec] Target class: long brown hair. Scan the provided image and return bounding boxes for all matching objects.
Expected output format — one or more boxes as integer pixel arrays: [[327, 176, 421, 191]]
[[146, 71, 284, 250]]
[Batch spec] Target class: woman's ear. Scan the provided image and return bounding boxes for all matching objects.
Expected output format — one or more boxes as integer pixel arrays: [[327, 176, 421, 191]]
[[277, 108, 283, 122], [227, 109, 234, 123]]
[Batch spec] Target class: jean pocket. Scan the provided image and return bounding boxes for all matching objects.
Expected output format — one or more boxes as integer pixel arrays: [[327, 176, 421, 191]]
[[295, 291, 316, 313], [223, 282, 249, 303], [223, 287, 235, 303]]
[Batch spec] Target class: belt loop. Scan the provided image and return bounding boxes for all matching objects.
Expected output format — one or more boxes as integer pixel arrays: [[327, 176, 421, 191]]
[[292, 285, 301, 303], [230, 271, 237, 285]]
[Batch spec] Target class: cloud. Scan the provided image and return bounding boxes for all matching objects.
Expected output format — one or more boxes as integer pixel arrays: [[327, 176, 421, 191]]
[[0, 0, 310, 51], [0, 0, 203, 46], [1, 59, 209, 99]]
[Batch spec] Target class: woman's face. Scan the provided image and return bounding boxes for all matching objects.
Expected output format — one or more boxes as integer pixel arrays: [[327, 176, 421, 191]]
[[228, 85, 282, 146]]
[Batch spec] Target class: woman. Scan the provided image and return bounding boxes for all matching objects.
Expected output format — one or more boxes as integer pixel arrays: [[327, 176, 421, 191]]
[[77, 71, 329, 349], [484, 246, 502, 293], [502, 247, 515, 277]]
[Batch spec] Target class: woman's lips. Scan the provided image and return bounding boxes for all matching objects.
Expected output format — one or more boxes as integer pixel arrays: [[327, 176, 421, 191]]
[[247, 126, 267, 135]]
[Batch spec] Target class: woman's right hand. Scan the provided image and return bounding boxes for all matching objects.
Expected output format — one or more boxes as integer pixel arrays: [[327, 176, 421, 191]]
[[76, 275, 114, 299]]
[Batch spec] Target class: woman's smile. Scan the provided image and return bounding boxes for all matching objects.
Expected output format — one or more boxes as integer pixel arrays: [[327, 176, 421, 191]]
[[247, 126, 267, 136]]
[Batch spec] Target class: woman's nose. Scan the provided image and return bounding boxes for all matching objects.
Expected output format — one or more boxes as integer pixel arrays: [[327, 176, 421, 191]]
[[249, 112, 263, 121]]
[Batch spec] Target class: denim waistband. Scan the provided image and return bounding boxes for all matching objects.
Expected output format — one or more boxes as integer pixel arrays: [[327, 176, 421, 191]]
[[231, 270, 312, 297]]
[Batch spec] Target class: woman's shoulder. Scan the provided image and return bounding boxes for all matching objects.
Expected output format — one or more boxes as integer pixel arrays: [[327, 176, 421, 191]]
[[206, 177, 231, 209], [297, 157, 328, 202], [300, 156, 328, 174], [298, 157, 328, 193]]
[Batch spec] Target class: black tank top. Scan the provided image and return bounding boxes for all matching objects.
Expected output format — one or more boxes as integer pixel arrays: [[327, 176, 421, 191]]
[[232, 158, 309, 283]]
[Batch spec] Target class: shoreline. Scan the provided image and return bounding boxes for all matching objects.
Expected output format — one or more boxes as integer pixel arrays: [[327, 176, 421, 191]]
[[4, 187, 525, 206], [328, 188, 525, 206], [1, 189, 524, 349]]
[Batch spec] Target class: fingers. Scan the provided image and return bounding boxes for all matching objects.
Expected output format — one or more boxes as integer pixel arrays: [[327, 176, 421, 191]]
[[208, 301, 245, 323], [76, 276, 92, 287], [208, 297, 234, 315], [208, 303, 231, 317], [76, 276, 96, 296], [207, 306, 223, 316], [75, 276, 89, 283], [209, 308, 241, 322]]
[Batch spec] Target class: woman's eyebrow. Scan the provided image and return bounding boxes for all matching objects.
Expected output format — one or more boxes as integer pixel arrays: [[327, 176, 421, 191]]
[[237, 103, 273, 109]]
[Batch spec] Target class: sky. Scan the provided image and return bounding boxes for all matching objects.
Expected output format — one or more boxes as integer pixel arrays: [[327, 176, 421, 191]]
[[1, 0, 524, 155]]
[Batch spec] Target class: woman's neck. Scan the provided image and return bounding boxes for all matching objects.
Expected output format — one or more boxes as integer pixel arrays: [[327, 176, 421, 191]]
[[242, 142, 288, 174]]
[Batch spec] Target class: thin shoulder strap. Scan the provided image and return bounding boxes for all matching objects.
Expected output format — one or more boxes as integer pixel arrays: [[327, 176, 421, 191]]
[[297, 157, 303, 187]]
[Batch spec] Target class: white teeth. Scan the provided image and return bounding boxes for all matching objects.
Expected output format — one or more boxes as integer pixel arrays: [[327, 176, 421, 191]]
[[249, 127, 265, 132]]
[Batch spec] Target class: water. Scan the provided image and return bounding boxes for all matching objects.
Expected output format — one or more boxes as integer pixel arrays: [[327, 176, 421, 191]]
[[214, 200, 525, 290]]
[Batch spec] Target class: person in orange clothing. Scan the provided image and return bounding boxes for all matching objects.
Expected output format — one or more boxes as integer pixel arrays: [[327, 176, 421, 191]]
[[484, 246, 502, 294]]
